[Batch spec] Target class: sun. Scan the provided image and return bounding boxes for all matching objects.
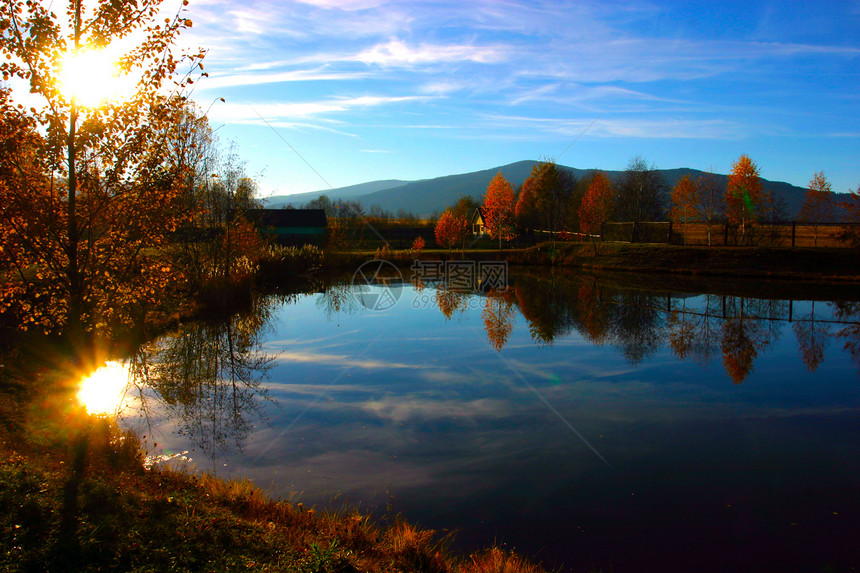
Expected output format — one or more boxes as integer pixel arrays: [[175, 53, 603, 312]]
[[77, 361, 133, 416], [58, 48, 135, 107]]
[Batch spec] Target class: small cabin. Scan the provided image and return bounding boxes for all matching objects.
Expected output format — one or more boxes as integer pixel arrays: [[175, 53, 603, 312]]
[[243, 209, 328, 245], [471, 207, 486, 236]]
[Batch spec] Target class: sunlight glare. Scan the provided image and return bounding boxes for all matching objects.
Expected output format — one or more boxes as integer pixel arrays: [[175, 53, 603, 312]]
[[58, 49, 135, 107], [77, 361, 132, 416]]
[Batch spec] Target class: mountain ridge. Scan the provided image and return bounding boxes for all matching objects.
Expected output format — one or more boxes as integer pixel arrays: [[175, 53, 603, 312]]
[[264, 160, 844, 219]]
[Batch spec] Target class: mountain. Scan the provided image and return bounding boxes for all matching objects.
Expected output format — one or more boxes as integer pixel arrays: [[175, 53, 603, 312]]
[[265, 160, 840, 219], [263, 179, 408, 208], [359, 160, 539, 216]]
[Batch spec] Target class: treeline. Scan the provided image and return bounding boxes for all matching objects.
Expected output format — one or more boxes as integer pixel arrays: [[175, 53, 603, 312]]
[[436, 156, 860, 250]]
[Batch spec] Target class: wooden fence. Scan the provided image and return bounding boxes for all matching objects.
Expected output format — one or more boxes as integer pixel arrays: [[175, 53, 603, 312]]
[[601, 221, 859, 248]]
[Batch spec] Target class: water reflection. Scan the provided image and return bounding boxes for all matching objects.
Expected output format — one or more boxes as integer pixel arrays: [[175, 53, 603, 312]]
[[481, 288, 516, 351], [108, 271, 860, 571], [121, 295, 277, 460], [832, 301, 860, 372], [460, 271, 860, 383]]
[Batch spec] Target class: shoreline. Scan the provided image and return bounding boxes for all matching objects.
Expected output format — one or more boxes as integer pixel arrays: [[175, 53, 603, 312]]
[[325, 242, 860, 283]]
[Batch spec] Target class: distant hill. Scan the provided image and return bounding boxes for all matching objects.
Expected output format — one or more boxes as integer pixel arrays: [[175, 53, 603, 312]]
[[267, 161, 848, 220], [359, 161, 539, 216], [263, 179, 408, 208]]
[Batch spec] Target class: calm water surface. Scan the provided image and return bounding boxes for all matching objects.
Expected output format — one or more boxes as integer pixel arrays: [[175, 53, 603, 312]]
[[112, 270, 860, 572]]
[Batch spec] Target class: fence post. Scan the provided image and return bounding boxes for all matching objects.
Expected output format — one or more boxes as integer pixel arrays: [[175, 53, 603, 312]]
[[791, 221, 796, 247], [668, 221, 673, 244], [724, 222, 729, 246], [601, 221, 606, 242]]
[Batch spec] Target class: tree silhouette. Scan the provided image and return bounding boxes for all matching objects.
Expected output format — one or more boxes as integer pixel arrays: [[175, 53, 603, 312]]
[[615, 156, 667, 223], [798, 171, 836, 247]]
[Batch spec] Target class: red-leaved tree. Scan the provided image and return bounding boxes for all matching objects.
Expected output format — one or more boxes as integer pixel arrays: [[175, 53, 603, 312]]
[[668, 174, 700, 245], [578, 172, 613, 253], [434, 208, 468, 250], [482, 172, 517, 250]]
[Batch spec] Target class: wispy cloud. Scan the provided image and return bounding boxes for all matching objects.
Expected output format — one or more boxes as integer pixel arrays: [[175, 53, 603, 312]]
[[352, 39, 508, 67], [272, 350, 420, 369], [359, 396, 510, 423], [293, 0, 391, 10], [479, 113, 747, 140], [199, 68, 370, 90], [208, 95, 430, 123]]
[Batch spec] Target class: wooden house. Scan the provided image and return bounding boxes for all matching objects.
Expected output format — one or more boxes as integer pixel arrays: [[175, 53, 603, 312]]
[[243, 209, 328, 245], [471, 207, 486, 236]]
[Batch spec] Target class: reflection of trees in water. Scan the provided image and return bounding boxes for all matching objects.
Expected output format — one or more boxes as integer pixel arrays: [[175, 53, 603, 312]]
[[435, 287, 470, 320], [513, 273, 666, 362], [316, 282, 360, 320], [577, 279, 611, 344], [719, 297, 784, 384], [482, 289, 516, 351], [668, 295, 722, 367], [831, 301, 860, 372], [608, 291, 666, 364], [514, 272, 580, 344], [793, 301, 831, 372], [127, 295, 276, 460], [447, 270, 859, 383]]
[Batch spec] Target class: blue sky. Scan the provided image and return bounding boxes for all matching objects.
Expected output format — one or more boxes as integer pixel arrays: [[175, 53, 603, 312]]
[[182, 0, 860, 198]]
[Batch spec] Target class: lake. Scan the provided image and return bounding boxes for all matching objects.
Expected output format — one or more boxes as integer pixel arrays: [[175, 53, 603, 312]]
[[90, 265, 860, 572]]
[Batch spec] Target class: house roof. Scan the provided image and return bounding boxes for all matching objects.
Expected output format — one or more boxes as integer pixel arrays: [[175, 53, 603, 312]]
[[472, 206, 486, 224], [243, 209, 327, 228]]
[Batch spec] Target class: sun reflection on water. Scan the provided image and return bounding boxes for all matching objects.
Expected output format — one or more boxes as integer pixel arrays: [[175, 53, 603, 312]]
[[77, 361, 133, 416]]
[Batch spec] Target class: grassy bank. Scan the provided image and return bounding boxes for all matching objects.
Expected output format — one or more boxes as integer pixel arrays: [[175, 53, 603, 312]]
[[516, 242, 860, 282], [326, 242, 860, 283], [0, 361, 548, 572]]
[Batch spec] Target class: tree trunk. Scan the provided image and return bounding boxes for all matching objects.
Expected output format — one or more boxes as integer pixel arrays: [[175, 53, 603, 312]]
[[66, 0, 82, 338]]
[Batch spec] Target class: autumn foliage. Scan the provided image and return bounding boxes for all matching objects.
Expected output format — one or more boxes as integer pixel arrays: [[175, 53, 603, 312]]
[[725, 154, 763, 243], [578, 172, 614, 236], [482, 289, 515, 351], [0, 87, 188, 333], [482, 172, 517, 249], [434, 208, 468, 250], [668, 175, 700, 245], [0, 0, 202, 335]]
